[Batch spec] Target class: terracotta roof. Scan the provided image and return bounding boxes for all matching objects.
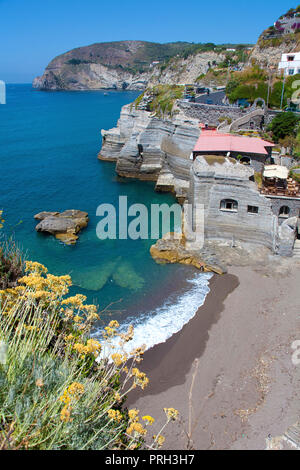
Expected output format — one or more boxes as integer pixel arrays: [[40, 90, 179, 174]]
[[193, 130, 274, 156]]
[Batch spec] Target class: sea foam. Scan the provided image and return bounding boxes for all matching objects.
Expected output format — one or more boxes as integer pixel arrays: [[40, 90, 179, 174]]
[[96, 272, 213, 357]]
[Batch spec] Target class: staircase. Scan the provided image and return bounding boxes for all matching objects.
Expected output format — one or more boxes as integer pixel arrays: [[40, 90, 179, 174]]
[[293, 239, 300, 259], [217, 108, 264, 133]]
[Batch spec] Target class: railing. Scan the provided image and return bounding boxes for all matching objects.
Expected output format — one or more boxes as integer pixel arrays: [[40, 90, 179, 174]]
[[260, 185, 300, 198]]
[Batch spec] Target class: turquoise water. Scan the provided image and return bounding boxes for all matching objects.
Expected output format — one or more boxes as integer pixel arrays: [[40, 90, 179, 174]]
[[0, 84, 211, 347]]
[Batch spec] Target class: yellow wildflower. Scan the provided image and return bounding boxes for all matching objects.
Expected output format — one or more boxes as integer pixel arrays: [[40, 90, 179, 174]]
[[60, 405, 72, 423], [164, 407, 179, 421], [65, 334, 74, 342], [153, 434, 165, 447], [131, 368, 149, 390], [86, 338, 101, 356], [25, 261, 48, 275], [120, 324, 134, 343], [68, 382, 85, 398], [142, 415, 155, 425], [73, 315, 83, 323], [61, 294, 86, 308], [73, 342, 87, 355], [107, 409, 123, 423], [111, 352, 127, 366], [128, 408, 139, 421], [127, 422, 147, 436]]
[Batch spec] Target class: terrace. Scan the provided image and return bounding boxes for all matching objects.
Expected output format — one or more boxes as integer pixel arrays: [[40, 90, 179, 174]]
[[260, 165, 300, 198]]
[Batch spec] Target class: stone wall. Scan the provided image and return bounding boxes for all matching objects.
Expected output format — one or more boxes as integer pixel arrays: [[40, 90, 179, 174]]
[[267, 195, 300, 222], [178, 101, 277, 129], [178, 101, 246, 126]]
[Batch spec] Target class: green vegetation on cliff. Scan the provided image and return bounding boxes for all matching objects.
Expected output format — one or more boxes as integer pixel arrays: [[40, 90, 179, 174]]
[[226, 66, 298, 108], [134, 85, 183, 118]]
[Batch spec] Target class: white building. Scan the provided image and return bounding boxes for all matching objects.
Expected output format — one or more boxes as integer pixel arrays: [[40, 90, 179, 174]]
[[278, 52, 300, 76]]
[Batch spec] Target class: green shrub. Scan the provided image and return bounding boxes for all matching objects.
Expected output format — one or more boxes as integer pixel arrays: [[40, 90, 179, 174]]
[[267, 112, 300, 142], [0, 232, 177, 449]]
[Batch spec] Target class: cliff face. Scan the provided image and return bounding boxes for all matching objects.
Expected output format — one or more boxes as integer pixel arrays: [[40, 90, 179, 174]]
[[33, 40, 226, 91], [248, 7, 300, 67], [149, 51, 225, 86], [249, 40, 299, 68], [33, 62, 150, 91], [99, 103, 200, 200]]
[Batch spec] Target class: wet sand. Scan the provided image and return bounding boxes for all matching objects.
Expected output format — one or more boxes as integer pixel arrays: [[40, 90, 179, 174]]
[[128, 265, 300, 450]]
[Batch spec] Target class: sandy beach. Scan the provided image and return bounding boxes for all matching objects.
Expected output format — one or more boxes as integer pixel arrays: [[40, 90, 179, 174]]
[[127, 262, 300, 450]]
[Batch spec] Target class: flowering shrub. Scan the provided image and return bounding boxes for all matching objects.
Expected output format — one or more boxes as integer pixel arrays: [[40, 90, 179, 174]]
[[0, 234, 178, 449]]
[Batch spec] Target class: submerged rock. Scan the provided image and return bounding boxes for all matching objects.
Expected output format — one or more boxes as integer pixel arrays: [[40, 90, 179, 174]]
[[34, 210, 89, 245]]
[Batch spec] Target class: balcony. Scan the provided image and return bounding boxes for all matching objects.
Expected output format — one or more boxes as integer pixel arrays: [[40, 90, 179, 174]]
[[260, 178, 300, 198]]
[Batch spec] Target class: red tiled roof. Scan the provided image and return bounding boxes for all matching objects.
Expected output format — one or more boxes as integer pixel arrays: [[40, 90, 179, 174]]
[[193, 130, 274, 156]]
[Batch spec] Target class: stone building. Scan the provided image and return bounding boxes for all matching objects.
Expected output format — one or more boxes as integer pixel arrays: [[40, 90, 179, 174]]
[[188, 156, 300, 257], [189, 156, 277, 249]]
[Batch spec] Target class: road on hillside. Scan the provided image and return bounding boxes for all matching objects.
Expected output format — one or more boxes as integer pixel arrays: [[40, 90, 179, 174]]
[[194, 91, 226, 105]]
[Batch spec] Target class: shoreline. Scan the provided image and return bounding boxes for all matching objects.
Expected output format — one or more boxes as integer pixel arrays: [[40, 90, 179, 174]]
[[128, 264, 300, 450], [127, 272, 238, 401]]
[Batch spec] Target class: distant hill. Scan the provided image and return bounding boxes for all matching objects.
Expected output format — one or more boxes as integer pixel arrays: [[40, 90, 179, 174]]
[[33, 40, 251, 91]]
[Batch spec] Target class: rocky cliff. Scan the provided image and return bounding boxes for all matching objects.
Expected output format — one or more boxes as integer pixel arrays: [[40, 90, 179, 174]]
[[99, 102, 200, 200], [249, 39, 299, 68], [33, 40, 228, 91], [248, 7, 300, 67]]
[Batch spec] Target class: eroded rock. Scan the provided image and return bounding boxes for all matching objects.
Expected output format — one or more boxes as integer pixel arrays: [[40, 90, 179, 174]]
[[150, 233, 226, 275], [34, 210, 89, 245]]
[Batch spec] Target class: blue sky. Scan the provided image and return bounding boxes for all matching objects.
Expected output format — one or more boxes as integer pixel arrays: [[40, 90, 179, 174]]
[[0, 0, 295, 82]]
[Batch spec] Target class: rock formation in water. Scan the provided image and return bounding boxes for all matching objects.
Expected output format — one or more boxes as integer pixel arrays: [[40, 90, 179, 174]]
[[34, 210, 89, 245], [99, 101, 200, 201]]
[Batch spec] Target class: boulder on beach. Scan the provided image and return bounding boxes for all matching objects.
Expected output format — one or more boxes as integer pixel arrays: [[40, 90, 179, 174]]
[[34, 210, 89, 245]]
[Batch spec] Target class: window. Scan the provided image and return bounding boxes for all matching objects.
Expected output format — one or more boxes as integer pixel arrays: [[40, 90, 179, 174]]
[[279, 206, 290, 217], [248, 205, 259, 214], [287, 55, 295, 61], [289, 69, 295, 75], [220, 199, 238, 212], [240, 156, 251, 165], [297, 69, 300, 74]]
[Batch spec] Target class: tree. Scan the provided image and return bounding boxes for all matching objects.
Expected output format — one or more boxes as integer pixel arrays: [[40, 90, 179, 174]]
[[267, 112, 300, 142], [279, 135, 297, 154]]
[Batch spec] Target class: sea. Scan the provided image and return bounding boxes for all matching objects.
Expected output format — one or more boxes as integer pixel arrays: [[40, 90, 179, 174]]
[[0, 84, 212, 351]]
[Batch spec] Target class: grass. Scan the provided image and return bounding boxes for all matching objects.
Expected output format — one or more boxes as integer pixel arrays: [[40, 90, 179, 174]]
[[202, 155, 237, 166], [134, 85, 184, 118], [254, 172, 263, 188]]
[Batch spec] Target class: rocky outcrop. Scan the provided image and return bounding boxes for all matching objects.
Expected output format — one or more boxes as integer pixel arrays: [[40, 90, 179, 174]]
[[99, 103, 200, 200], [150, 233, 226, 274], [149, 51, 226, 87], [277, 217, 298, 257], [33, 64, 149, 91], [34, 210, 89, 245], [249, 40, 298, 68]]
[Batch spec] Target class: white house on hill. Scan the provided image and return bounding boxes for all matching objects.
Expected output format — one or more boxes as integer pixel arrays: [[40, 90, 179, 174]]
[[278, 52, 300, 76]]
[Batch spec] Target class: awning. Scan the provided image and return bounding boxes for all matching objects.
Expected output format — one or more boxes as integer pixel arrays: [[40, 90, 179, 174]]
[[263, 165, 289, 180]]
